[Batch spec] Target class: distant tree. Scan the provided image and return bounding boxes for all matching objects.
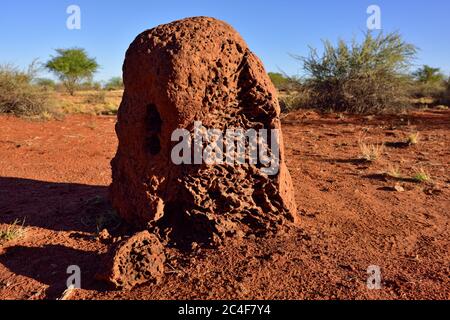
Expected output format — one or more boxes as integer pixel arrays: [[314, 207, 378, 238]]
[[413, 65, 445, 84], [104, 76, 124, 90], [34, 78, 56, 89], [45, 48, 99, 95], [268, 72, 289, 89]]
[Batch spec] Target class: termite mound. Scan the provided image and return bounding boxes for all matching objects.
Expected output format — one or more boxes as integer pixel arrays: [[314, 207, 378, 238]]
[[110, 16, 298, 249]]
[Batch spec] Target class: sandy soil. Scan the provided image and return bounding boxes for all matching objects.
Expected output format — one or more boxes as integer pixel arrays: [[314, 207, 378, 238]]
[[0, 109, 448, 300]]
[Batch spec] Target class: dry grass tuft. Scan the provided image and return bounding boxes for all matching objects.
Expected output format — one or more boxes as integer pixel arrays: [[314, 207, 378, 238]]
[[359, 141, 384, 162], [386, 164, 402, 179], [407, 132, 420, 145], [0, 219, 26, 244]]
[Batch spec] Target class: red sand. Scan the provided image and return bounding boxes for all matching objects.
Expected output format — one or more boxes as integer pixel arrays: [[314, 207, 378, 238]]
[[0, 109, 448, 299]]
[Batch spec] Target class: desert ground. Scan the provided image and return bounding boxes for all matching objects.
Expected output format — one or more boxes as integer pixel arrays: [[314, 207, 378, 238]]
[[0, 98, 449, 300]]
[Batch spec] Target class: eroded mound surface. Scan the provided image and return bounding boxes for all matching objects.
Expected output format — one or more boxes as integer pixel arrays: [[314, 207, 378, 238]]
[[110, 17, 297, 247], [100, 231, 166, 289]]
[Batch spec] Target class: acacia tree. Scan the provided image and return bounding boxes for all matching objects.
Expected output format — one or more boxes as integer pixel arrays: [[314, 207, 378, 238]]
[[45, 48, 99, 95]]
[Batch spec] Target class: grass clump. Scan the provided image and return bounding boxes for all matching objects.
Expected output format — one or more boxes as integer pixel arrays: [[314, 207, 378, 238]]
[[0, 219, 26, 244], [0, 63, 54, 117], [412, 168, 430, 183], [359, 141, 384, 162], [406, 132, 420, 145], [386, 164, 402, 179]]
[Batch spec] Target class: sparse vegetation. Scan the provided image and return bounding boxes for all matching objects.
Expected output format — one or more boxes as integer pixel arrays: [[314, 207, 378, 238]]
[[83, 91, 106, 104], [104, 76, 124, 91], [56, 90, 120, 115], [279, 84, 314, 113], [413, 65, 445, 84], [386, 164, 402, 179], [80, 196, 122, 232], [359, 141, 384, 162], [79, 80, 102, 91], [0, 219, 26, 244], [268, 72, 301, 92], [443, 78, 450, 105], [34, 78, 57, 90], [0, 63, 54, 117], [291, 32, 417, 114], [412, 168, 430, 183], [410, 65, 447, 104], [407, 132, 420, 145]]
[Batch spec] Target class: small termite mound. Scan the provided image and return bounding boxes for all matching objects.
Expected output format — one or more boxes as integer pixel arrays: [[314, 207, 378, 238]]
[[99, 231, 166, 290]]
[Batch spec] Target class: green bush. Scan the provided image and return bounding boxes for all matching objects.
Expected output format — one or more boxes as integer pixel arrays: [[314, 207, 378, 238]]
[[268, 72, 289, 90], [104, 76, 123, 90], [294, 32, 417, 114], [413, 65, 445, 84], [0, 64, 53, 116], [268, 72, 302, 92], [409, 81, 446, 100], [35, 78, 57, 90], [443, 78, 450, 104], [79, 81, 102, 91], [410, 65, 447, 101], [83, 91, 106, 104]]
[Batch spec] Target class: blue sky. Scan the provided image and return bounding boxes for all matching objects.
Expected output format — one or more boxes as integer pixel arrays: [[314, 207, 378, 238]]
[[1, 0, 449, 82]]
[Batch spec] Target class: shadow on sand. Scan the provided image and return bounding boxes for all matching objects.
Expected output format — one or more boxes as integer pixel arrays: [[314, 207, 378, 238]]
[[0, 177, 110, 233], [0, 177, 115, 298]]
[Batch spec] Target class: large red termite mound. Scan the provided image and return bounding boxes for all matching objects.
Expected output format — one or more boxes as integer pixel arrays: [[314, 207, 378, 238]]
[[110, 16, 298, 248]]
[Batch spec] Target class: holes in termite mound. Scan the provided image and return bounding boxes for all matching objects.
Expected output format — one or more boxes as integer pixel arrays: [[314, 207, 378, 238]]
[[145, 104, 162, 155], [156, 200, 218, 249]]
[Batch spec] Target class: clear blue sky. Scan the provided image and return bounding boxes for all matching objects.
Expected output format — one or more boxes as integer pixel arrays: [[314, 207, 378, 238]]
[[1, 0, 449, 82]]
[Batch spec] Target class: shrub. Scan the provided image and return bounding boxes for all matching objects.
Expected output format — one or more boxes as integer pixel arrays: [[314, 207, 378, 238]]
[[410, 65, 447, 102], [413, 65, 445, 84], [83, 91, 106, 104], [35, 78, 57, 90], [278, 84, 314, 112], [0, 63, 53, 116], [443, 78, 450, 104], [79, 81, 102, 91], [268, 72, 292, 91], [294, 32, 417, 114], [410, 81, 446, 100], [104, 76, 124, 91]]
